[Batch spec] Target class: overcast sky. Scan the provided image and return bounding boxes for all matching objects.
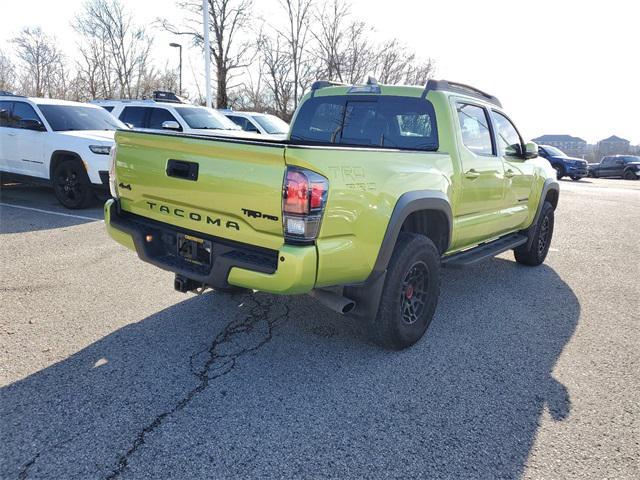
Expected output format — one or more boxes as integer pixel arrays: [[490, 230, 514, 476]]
[[1, 0, 638, 144]]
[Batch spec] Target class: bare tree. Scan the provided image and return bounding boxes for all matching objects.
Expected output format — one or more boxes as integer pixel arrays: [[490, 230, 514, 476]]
[[259, 32, 294, 118], [159, 0, 254, 108], [275, 0, 314, 110], [373, 39, 435, 85], [312, 0, 375, 84], [74, 26, 118, 99], [0, 49, 15, 92], [11, 27, 66, 97], [312, 0, 347, 81], [136, 64, 181, 99], [74, 0, 153, 99]]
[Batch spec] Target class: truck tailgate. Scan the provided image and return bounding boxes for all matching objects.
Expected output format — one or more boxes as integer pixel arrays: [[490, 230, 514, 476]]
[[114, 130, 286, 250]]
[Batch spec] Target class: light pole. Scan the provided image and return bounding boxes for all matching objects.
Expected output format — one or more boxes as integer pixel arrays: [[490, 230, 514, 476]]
[[202, 0, 212, 108], [169, 42, 182, 96]]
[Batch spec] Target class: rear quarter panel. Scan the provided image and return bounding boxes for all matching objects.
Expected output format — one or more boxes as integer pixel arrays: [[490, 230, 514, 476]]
[[286, 147, 454, 287]]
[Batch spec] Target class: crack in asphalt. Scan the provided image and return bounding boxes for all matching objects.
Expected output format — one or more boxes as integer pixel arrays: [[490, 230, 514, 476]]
[[103, 294, 290, 480], [17, 428, 92, 480], [15, 293, 290, 480]]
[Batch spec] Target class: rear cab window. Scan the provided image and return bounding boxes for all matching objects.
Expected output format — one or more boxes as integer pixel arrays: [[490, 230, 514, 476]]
[[290, 95, 438, 151]]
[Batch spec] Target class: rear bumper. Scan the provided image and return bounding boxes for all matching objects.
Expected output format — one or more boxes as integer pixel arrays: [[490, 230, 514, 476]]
[[104, 199, 317, 294]]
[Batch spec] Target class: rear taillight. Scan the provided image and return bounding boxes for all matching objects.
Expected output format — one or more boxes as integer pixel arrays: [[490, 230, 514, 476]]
[[282, 166, 328, 242], [108, 143, 118, 198]]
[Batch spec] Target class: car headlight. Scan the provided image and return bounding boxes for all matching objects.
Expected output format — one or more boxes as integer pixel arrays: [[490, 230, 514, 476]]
[[89, 145, 112, 155]]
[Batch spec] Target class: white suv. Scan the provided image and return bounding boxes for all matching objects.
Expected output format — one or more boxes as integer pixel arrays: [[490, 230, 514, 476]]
[[220, 110, 290, 141], [0, 93, 124, 208], [92, 92, 259, 139]]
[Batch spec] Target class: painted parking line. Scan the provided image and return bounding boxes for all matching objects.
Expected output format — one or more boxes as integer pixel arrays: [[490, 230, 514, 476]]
[[0, 202, 103, 222]]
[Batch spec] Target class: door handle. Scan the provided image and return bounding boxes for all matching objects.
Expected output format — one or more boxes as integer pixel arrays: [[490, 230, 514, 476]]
[[464, 169, 480, 179], [505, 169, 515, 178], [7, 133, 16, 137]]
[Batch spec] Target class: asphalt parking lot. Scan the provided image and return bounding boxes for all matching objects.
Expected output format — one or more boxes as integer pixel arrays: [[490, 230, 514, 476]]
[[1, 178, 639, 479]]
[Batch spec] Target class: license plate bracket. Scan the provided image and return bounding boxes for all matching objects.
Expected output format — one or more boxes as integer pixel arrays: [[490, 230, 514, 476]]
[[177, 233, 212, 266]]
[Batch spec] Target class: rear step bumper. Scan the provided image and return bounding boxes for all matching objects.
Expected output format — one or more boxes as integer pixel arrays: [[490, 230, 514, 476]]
[[104, 199, 317, 294]]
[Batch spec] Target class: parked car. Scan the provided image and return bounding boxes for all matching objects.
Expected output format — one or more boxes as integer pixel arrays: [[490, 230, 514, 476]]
[[220, 109, 290, 140], [104, 78, 558, 349], [92, 91, 260, 139], [0, 92, 124, 208], [588, 155, 640, 180], [537, 144, 588, 181]]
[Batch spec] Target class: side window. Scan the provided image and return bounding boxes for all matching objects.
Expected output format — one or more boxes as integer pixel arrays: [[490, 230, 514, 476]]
[[492, 111, 522, 156], [12, 102, 42, 129], [242, 118, 260, 132], [119, 107, 148, 128], [457, 103, 493, 155], [101, 106, 114, 112], [228, 115, 256, 132], [227, 115, 246, 129], [601, 157, 612, 166], [148, 108, 179, 129], [0, 100, 12, 127]]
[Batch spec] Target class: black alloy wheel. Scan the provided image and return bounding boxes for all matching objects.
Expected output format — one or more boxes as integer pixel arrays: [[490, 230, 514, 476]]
[[400, 261, 429, 325], [52, 159, 95, 209]]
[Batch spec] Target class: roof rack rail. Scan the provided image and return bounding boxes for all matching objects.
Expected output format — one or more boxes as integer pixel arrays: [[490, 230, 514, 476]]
[[423, 79, 502, 107], [310, 80, 347, 91]]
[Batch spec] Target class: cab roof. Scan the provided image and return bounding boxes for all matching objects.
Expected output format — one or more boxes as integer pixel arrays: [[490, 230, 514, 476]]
[[0, 95, 102, 108], [307, 78, 502, 108]]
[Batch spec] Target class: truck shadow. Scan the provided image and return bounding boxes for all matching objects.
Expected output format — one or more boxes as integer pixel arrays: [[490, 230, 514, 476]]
[[0, 258, 579, 479]]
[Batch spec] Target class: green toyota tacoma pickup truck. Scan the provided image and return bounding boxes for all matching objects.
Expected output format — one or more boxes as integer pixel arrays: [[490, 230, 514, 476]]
[[105, 79, 559, 349]]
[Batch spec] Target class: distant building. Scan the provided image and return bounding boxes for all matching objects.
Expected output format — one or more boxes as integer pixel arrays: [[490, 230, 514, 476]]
[[596, 135, 630, 156], [532, 134, 587, 157]]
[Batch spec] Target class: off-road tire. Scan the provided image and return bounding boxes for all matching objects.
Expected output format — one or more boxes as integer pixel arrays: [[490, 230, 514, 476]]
[[52, 158, 96, 209], [369, 233, 440, 350], [623, 170, 638, 180], [514, 201, 555, 266]]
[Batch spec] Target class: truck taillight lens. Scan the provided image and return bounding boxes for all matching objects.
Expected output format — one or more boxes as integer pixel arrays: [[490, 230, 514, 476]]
[[108, 143, 118, 198], [282, 167, 328, 242]]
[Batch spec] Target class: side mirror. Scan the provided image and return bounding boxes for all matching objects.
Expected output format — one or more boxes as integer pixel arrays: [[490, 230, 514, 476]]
[[20, 119, 46, 131], [161, 120, 181, 131], [523, 141, 538, 159]]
